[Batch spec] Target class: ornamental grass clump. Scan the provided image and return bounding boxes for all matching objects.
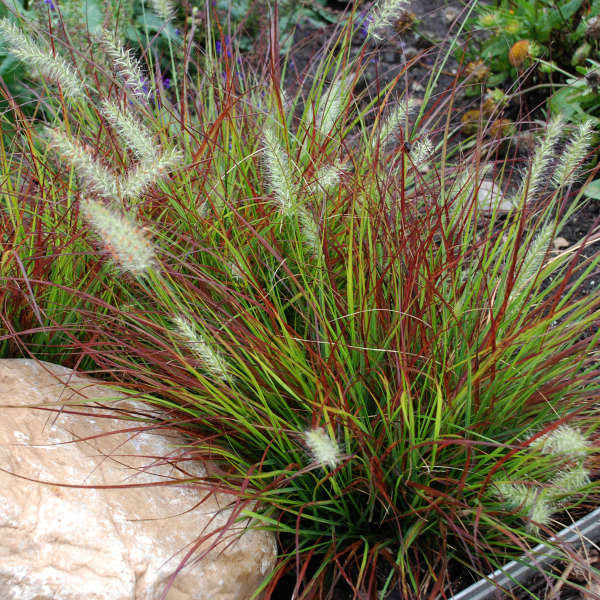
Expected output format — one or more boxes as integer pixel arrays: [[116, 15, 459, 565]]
[[2, 4, 600, 599]]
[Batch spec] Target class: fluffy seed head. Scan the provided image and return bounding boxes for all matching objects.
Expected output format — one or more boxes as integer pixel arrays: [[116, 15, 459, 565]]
[[375, 97, 417, 148], [527, 496, 554, 532], [47, 128, 119, 199], [494, 482, 554, 531], [311, 164, 343, 193], [550, 466, 590, 497], [0, 18, 85, 99], [407, 135, 433, 171], [509, 220, 554, 301], [552, 120, 595, 188], [367, 0, 410, 40], [100, 100, 157, 161], [514, 117, 563, 205], [121, 147, 183, 198], [99, 29, 150, 100], [81, 199, 156, 274], [304, 427, 340, 469], [262, 124, 296, 215], [149, 0, 175, 21], [531, 425, 591, 460], [315, 78, 345, 137], [173, 316, 230, 383], [296, 205, 321, 255]]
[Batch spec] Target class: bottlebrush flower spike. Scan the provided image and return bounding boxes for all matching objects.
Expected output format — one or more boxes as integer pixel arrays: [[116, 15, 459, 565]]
[[494, 482, 554, 531], [172, 316, 231, 383], [375, 97, 417, 148], [304, 427, 340, 469], [0, 18, 84, 99], [552, 120, 595, 188], [149, 0, 175, 22], [100, 100, 156, 161], [99, 29, 150, 101], [512, 117, 562, 206], [531, 425, 591, 460], [47, 128, 119, 199], [315, 77, 344, 137], [80, 199, 156, 274], [121, 147, 183, 199], [550, 466, 590, 497], [367, 0, 410, 41], [262, 123, 296, 216]]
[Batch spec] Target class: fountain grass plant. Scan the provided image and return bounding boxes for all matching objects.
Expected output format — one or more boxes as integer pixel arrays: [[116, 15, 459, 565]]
[[1, 1, 600, 598]]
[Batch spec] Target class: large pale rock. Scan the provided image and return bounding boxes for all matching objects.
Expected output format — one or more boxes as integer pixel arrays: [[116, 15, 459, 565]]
[[0, 359, 277, 600]]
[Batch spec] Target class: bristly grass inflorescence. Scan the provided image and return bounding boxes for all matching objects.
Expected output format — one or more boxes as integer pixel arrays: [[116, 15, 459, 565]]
[[0, 18, 84, 99], [80, 199, 156, 275]]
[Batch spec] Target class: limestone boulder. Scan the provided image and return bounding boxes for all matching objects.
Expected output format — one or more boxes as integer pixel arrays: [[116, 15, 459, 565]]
[[0, 359, 277, 600]]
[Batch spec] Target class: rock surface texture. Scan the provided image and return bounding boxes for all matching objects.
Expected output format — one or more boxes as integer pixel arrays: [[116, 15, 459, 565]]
[[0, 359, 277, 600]]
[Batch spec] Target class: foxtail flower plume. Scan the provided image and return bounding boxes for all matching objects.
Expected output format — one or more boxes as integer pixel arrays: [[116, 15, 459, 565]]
[[310, 163, 344, 194], [121, 147, 183, 198], [531, 425, 591, 460], [494, 482, 554, 532], [0, 18, 84, 99], [304, 427, 340, 469], [315, 77, 345, 137], [173, 316, 230, 383], [99, 29, 150, 100], [367, 0, 410, 40], [513, 117, 563, 205], [296, 206, 321, 254], [149, 0, 176, 21], [262, 124, 296, 215], [509, 220, 554, 301], [100, 100, 156, 161], [80, 199, 156, 274], [376, 97, 417, 147], [47, 128, 119, 199], [410, 136, 434, 167], [550, 466, 590, 497], [552, 120, 594, 188]]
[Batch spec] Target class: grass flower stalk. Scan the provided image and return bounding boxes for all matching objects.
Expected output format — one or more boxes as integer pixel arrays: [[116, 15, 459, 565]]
[[375, 97, 416, 147], [149, 0, 175, 22], [262, 124, 296, 215], [99, 29, 150, 101], [100, 100, 157, 161], [304, 427, 340, 469], [531, 425, 591, 460], [173, 316, 230, 383], [552, 120, 595, 188], [0, 18, 84, 99], [121, 147, 183, 198], [315, 77, 344, 137], [367, 0, 410, 41], [311, 164, 342, 193], [47, 128, 119, 199], [514, 117, 563, 204], [509, 220, 555, 301], [80, 199, 156, 274]]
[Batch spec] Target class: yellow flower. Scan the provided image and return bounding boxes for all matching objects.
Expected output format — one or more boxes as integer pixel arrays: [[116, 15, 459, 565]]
[[504, 20, 520, 35], [509, 40, 530, 68], [479, 13, 498, 28]]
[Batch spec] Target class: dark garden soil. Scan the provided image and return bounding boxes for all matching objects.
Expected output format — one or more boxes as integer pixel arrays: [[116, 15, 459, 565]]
[[270, 1, 600, 599]]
